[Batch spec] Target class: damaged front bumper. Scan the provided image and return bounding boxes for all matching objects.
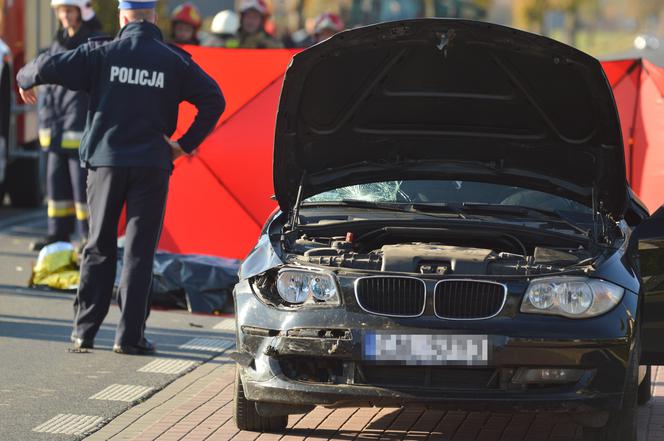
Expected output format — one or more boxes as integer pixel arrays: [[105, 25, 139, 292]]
[[232, 279, 636, 416]]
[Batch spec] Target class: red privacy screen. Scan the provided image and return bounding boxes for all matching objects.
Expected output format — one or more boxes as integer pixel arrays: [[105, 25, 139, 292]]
[[156, 48, 297, 259]]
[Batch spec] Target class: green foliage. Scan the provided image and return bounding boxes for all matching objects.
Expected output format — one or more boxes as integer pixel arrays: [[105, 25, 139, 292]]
[[518, 0, 599, 42], [91, 1, 170, 37], [433, 0, 489, 19], [92, 1, 119, 35], [627, 0, 664, 26]]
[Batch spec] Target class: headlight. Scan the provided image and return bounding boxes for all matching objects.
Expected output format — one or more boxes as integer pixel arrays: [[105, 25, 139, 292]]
[[276, 269, 340, 306], [521, 277, 624, 319]]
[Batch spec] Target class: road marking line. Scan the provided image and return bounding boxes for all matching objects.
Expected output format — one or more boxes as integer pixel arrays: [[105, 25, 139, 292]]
[[89, 384, 154, 402], [33, 414, 104, 435], [179, 337, 235, 352], [213, 318, 236, 331], [138, 358, 198, 375]]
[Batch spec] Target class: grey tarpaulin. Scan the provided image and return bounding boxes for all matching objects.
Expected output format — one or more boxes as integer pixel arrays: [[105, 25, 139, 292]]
[[115, 249, 240, 314]]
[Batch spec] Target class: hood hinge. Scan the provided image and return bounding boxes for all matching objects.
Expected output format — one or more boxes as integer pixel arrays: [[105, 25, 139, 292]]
[[288, 173, 306, 231], [592, 188, 609, 244]]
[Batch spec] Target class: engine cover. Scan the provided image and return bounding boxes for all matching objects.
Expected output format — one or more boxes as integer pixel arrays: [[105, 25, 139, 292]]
[[380, 243, 495, 274]]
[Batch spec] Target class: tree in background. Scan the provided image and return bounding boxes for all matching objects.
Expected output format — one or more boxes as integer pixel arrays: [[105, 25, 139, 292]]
[[627, 0, 664, 30], [514, 0, 549, 34], [343, 0, 490, 27], [558, 0, 600, 46], [431, 0, 490, 19], [515, 0, 599, 45], [92, 1, 170, 36]]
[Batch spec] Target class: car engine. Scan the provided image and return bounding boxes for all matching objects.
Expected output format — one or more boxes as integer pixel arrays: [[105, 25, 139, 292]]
[[286, 234, 591, 276]]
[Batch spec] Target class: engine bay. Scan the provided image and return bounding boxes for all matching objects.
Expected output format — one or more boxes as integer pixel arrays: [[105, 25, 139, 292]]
[[284, 228, 593, 276]]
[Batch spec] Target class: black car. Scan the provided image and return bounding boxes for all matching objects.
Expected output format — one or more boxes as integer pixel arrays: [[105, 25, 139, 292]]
[[230, 19, 664, 441]]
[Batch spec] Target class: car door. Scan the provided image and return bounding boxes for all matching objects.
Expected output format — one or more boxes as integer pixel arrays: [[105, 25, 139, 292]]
[[635, 205, 664, 364]]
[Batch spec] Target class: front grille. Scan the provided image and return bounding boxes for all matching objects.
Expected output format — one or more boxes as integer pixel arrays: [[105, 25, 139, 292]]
[[357, 365, 497, 390], [434, 280, 506, 320], [355, 277, 425, 317]]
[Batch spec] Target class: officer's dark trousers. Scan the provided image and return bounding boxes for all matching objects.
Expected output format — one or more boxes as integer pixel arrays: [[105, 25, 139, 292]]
[[47, 152, 89, 238], [74, 167, 169, 346]]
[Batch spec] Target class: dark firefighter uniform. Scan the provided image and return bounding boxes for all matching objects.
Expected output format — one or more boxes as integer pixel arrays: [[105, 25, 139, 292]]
[[17, 18, 225, 352], [38, 20, 105, 246]]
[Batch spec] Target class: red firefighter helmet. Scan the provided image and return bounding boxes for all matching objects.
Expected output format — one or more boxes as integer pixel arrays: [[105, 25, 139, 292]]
[[239, 0, 269, 16], [314, 12, 344, 35], [171, 3, 202, 29]]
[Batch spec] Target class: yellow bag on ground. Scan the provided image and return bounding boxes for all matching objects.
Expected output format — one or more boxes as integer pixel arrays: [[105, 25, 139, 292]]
[[30, 242, 80, 290]]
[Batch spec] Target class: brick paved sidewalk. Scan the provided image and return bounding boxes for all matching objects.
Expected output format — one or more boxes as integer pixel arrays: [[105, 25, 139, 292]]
[[86, 359, 664, 441]]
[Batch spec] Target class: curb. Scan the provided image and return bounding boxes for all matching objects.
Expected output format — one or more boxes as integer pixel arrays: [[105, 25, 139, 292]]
[[84, 355, 235, 440]]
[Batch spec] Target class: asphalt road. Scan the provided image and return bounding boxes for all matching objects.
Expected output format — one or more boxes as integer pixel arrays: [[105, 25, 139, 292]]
[[0, 208, 235, 441]]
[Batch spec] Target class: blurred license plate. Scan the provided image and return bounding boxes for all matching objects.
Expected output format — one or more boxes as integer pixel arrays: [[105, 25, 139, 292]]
[[363, 332, 489, 366]]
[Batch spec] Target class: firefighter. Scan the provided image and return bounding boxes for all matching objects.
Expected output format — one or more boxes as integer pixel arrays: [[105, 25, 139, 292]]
[[17, 0, 225, 355], [203, 10, 240, 48], [313, 12, 344, 44], [170, 2, 202, 45], [237, 0, 283, 49], [29, 0, 104, 252]]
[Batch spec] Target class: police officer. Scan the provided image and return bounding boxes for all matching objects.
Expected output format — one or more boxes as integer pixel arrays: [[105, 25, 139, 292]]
[[30, 0, 105, 252], [17, 0, 225, 355]]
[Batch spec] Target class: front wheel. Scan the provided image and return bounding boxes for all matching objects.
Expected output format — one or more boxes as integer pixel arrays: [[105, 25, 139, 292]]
[[233, 366, 288, 433], [584, 338, 639, 441], [638, 365, 652, 405]]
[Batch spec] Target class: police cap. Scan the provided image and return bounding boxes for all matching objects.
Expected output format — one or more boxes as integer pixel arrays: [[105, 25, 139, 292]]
[[118, 0, 157, 10]]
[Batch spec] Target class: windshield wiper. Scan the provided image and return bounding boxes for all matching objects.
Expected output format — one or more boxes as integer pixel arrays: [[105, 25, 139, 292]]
[[300, 200, 589, 237], [301, 200, 465, 219], [458, 203, 590, 237]]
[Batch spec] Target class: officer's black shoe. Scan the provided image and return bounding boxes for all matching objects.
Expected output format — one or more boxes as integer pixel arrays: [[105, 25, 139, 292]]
[[30, 235, 70, 251], [113, 338, 156, 355], [72, 337, 94, 350]]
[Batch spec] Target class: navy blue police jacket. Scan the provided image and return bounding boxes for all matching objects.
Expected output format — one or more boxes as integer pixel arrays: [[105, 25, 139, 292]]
[[38, 23, 106, 156], [17, 21, 225, 171]]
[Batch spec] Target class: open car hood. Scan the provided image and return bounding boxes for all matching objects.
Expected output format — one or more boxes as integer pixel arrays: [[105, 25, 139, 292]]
[[273, 19, 627, 218]]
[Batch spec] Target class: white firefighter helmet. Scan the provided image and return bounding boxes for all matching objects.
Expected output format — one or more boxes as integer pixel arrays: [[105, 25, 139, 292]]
[[211, 10, 240, 35], [51, 0, 95, 22]]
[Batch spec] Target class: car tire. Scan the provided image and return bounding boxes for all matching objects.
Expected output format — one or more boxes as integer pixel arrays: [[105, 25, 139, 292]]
[[233, 366, 288, 433], [638, 365, 652, 405], [583, 335, 639, 441]]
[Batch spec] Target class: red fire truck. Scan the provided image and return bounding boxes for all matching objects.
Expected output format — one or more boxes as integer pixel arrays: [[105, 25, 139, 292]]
[[0, 0, 58, 207]]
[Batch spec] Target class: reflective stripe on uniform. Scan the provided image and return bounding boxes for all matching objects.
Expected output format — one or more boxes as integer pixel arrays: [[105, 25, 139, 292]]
[[39, 129, 52, 149], [75, 203, 89, 221], [62, 131, 84, 149], [48, 200, 76, 218]]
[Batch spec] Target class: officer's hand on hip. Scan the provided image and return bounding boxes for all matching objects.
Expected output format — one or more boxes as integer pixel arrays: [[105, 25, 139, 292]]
[[19, 87, 38, 105], [164, 135, 186, 161]]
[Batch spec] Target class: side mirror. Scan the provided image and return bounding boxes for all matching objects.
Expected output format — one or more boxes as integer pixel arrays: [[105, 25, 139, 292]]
[[633, 205, 664, 240], [624, 189, 650, 227]]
